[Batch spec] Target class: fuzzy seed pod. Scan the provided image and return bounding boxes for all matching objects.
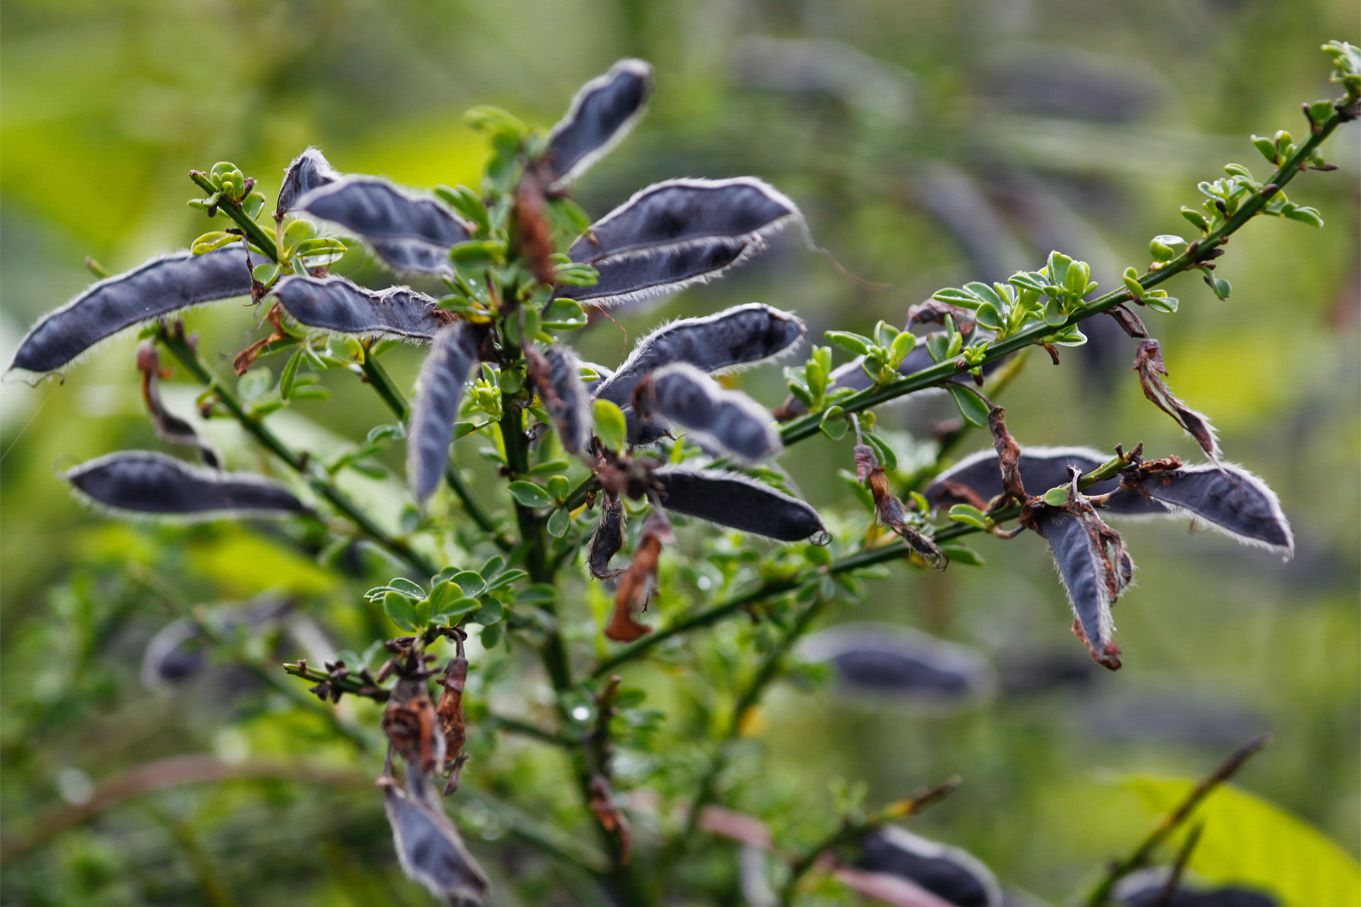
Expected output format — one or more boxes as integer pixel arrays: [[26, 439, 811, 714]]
[[926, 447, 1142, 511], [568, 177, 802, 263], [532, 345, 593, 455], [381, 781, 490, 905], [276, 147, 339, 215], [1031, 471, 1133, 670], [853, 827, 1003, 907], [272, 275, 448, 341], [801, 625, 996, 706], [1108, 462, 1294, 556], [637, 363, 781, 461], [407, 323, 480, 504], [65, 451, 306, 519], [556, 237, 756, 308], [653, 467, 824, 542], [594, 303, 805, 406], [10, 246, 253, 374], [293, 176, 471, 275], [542, 59, 653, 191]]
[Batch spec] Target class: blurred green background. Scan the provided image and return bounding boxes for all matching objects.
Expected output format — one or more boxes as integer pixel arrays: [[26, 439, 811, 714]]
[[2, 1, 1358, 904]]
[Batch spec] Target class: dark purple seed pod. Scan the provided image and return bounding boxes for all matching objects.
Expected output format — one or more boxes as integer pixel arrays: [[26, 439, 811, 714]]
[[588, 494, 626, 579], [555, 237, 755, 308], [1109, 463, 1294, 556], [382, 782, 490, 905], [1115, 869, 1278, 907], [1031, 483, 1132, 670], [272, 275, 448, 341], [594, 303, 805, 406], [293, 176, 471, 275], [407, 323, 480, 504], [653, 467, 824, 542], [10, 246, 253, 374], [800, 625, 996, 706], [141, 597, 295, 689], [276, 147, 339, 215], [853, 827, 1002, 907], [926, 447, 1151, 511], [536, 345, 593, 455], [65, 451, 306, 519], [567, 177, 802, 263], [638, 363, 780, 461], [542, 59, 653, 191]]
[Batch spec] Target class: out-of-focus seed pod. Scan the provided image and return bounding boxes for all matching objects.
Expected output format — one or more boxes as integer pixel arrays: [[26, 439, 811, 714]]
[[10, 246, 252, 374], [381, 780, 490, 905], [407, 323, 480, 504], [853, 827, 1003, 907], [293, 176, 471, 275], [276, 147, 339, 215], [1114, 869, 1278, 907], [272, 275, 448, 341], [541, 59, 653, 191], [637, 363, 781, 462], [65, 451, 306, 519], [653, 467, 824, 542], [801, 624, 996, 707], [594, 303, 804, 406]]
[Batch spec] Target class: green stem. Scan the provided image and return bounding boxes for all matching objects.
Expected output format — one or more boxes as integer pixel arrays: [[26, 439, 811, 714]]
[[779, 107, 1344, 445], [498, 370, 655, 904], [157, 326, 436, 577], [190, 171, 278, 260], [358, 347, 513, 549]]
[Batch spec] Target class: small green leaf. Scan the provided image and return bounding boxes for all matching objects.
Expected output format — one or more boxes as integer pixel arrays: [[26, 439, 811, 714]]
[[191, 231, 239, 255], [433, 596, 482, 624], [938, 543, 985, 566], [889, 331, 917, 366], [383, 591, 421, 632], [1148, 234, 1187, 262], [542, 297, 588, 329], [1041, 485, 1071, 507], [508, 481, 553, 509], [819, 406, 847, 440], [825, 330, 874, 356], [946, 384, 989, 428], [1283, 206, 1325, 228], [947, 504, 992, 531], [546, 507, 570, 537], [592, 399, 628, 454]]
